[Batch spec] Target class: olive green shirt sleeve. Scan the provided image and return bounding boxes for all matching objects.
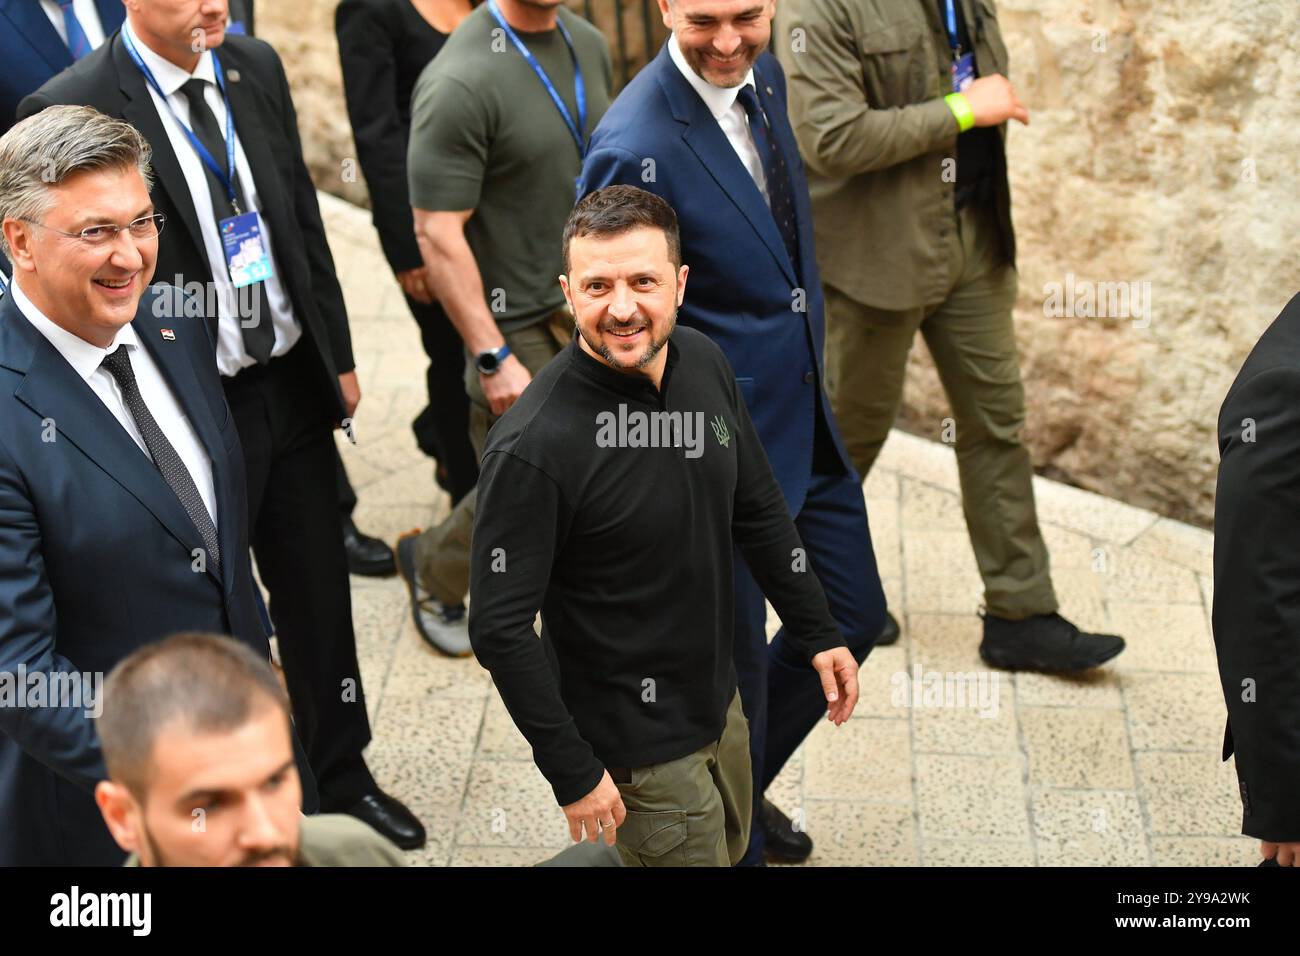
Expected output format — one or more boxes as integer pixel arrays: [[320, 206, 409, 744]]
[[782, 0, 961, 177], [407, 73, 490, 212]]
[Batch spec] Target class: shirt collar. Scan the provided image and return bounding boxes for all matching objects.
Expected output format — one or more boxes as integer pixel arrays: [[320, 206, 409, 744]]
[[10, 276, 141, 383], [667, 33, 755, 121], [124, 18, 217, 98]]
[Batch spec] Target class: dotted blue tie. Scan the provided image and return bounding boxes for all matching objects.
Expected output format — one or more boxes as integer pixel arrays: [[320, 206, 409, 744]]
[[56, 0, 93, 60], [100, 346, 222, 574], [736, 83, 800, 276]]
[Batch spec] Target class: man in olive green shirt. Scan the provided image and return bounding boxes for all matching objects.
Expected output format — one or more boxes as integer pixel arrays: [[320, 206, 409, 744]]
[[96, 634, 405, 867], [396, 0, 613, 657], [778, 0, 1124, 672]]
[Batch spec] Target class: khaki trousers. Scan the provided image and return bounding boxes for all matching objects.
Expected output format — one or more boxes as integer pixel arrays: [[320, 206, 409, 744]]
[[613, 691, 753, 868], [823, 202, 1057, 620], [414, 313, 569, 603]]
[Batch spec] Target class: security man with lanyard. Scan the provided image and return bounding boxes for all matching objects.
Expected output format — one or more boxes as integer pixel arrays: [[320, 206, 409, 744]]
[[394, 0, 613, 658], [777, 0, 1126, 672], [19, 0, 428, 849]]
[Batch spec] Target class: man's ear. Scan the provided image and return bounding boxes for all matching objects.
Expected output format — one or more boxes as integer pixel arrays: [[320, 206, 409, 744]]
[[677, 264, 689, 305], [2, 219, 36, 273], [558, 273, 574, 312], [95, 780, 145, 857], [658, 0, 673, 30]]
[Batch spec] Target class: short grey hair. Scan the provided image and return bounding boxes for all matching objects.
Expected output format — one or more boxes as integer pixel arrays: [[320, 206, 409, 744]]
[[0, 105, 153, 259]]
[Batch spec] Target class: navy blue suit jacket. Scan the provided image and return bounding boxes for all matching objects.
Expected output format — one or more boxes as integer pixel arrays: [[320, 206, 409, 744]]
[[0, 0, 125, 134], [0, 285, 273, 865], [580, 45, 852, 516]]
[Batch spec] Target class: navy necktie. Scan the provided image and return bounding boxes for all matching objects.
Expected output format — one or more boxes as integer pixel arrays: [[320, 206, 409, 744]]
[[100, 346, 222, 574], [56, 0, 92, 60], [179, 78, 276, 365], [736, 83, 800, 276]]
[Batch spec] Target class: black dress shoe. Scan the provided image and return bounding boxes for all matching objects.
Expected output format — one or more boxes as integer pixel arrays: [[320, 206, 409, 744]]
[[340, 791, 426, 850], [342, 516, 396, 577], [761, 798, 813, 864], [874, 611, 901, 647], [979, 611, 1125, 673]]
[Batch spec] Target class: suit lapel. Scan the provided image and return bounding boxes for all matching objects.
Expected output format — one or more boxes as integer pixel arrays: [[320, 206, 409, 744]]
[[0, 0, 73, 73], [656, 48, 798, 288], [2, 296, 218, 586], [218, 45, 293, 258], [113, 35, 210, 288], [133, 304, 230, 590]]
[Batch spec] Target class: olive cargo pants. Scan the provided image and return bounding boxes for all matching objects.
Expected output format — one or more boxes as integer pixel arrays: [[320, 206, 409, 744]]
[[823, 202, 1058, 620]]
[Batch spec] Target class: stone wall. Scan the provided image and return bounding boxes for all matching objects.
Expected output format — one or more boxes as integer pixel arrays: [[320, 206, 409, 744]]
[[264, 0, 1300, 528]]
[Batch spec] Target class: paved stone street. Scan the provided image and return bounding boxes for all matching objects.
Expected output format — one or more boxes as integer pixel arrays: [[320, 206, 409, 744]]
[[316, 194, 1252, 867]]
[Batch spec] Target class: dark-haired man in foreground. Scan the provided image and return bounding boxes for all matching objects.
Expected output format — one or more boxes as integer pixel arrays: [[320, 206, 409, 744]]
[[96, 632, 404, 867], [469, 185, 858, 866]]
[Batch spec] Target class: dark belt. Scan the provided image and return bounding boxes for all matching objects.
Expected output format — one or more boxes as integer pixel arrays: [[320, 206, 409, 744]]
[[608, 767, 632, 784]]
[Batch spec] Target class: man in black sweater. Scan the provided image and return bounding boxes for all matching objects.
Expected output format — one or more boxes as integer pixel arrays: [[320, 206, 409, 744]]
[[468, 186, 858, 866]]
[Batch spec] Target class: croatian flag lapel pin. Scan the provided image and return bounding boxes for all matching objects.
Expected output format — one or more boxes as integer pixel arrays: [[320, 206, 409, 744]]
[[160, 328, 176, 341]]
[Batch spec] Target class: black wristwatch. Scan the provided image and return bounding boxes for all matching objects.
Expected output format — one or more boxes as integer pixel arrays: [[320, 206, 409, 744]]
[[475, 344, 512, 375]]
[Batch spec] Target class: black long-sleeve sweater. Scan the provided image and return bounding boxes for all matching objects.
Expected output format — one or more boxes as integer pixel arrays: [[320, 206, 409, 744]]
[[468, 326, 844, 805]]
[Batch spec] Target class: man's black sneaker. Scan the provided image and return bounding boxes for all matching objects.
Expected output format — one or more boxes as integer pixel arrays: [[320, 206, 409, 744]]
[[979, 611, 1125, 673]]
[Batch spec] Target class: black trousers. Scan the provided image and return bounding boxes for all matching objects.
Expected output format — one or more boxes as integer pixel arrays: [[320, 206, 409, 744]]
[[224, 342, 376, 808], [335, 292, 478, 514]]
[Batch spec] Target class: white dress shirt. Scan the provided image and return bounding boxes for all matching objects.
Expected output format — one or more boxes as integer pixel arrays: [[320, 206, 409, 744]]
[[10, 277, 219, 527], [667, 33, 768, 205], [40, 0, 107, 51], [123, 19, 302, 378]]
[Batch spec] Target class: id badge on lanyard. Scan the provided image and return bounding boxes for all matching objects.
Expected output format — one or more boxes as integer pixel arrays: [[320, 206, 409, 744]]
[[220, 212, 273, 288], [944, 0, 976, 92], [122, 29, 275, 290]]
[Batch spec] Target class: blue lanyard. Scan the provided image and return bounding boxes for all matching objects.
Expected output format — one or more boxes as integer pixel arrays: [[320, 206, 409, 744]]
[[943, 0, 961, 54], [485, 0, 587, 158], [122, 30, 242, 215]]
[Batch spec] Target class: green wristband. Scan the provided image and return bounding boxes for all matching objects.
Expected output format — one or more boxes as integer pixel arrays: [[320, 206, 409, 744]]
[[944, 92, 975, 133]]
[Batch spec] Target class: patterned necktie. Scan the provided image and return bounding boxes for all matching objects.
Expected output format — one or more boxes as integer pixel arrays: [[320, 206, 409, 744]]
[[736, 83, 800, 276], [57, 0, 92, 60], [100, 346, 222, 574], [178, 77, 276, 365]]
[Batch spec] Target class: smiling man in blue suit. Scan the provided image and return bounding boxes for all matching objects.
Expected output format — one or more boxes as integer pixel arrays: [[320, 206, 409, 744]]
[[579, 0, 893, 865], [0, 105, 313, 865]]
